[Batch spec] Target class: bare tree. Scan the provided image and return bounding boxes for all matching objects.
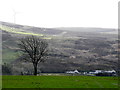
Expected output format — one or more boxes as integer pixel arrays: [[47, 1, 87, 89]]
[[18, 35, 48, 75]]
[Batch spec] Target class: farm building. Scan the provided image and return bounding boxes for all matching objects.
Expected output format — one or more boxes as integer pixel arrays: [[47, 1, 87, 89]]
[[89, 70, 103, 74], [66, 70, 79, 74], [89, 70, 116, 76]]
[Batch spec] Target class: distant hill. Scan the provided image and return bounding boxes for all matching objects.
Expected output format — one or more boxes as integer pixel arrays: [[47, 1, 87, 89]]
[[54, 27, 117, 33]]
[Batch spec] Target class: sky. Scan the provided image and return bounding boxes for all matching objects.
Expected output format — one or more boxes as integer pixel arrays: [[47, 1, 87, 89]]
[[0, 0, 119, 28]]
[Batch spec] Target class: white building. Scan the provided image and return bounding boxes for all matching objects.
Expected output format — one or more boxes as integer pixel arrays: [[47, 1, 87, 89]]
[[66, 70, 79, 74], [104, 70, 116, 73], [89, 70, 102, 74], [89, 70, 116, 74]]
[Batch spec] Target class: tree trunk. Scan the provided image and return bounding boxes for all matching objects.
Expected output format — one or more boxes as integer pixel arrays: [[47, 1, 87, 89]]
[[33, 63, 37, 75]]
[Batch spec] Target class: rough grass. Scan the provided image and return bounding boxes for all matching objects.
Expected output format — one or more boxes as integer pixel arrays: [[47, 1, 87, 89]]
[[2, 75, 118, 88], [2, 49, 21, 63]]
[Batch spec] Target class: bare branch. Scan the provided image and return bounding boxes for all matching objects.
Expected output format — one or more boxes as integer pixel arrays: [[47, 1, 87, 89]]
[[18, 35, 48, 75]]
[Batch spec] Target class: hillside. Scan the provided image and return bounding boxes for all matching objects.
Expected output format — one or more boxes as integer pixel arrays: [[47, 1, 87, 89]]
[[0, 21, 118, 74]]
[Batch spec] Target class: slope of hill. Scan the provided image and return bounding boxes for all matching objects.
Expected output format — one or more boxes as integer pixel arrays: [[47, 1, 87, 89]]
[[0, 21, 118, 74]]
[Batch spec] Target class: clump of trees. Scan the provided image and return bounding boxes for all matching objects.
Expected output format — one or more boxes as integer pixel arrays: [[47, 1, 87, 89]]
[[18, 36, 48, 75], [2, 63, 12, 75]]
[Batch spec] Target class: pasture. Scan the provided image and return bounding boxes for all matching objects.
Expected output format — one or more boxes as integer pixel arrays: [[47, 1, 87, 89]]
[[2, 75, 118, 88]]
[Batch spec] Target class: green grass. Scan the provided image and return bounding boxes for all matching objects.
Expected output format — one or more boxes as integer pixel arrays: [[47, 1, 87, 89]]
[[0, 25, 43, 36], [0, 25, 52, 39], [2, 75, 118, 88]]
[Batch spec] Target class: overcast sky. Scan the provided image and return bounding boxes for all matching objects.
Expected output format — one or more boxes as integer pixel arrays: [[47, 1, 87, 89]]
[[0, 0, 119, 28]]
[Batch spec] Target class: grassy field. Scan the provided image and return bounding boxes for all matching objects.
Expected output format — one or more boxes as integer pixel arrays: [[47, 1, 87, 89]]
[[2, 75, 118, 88]]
